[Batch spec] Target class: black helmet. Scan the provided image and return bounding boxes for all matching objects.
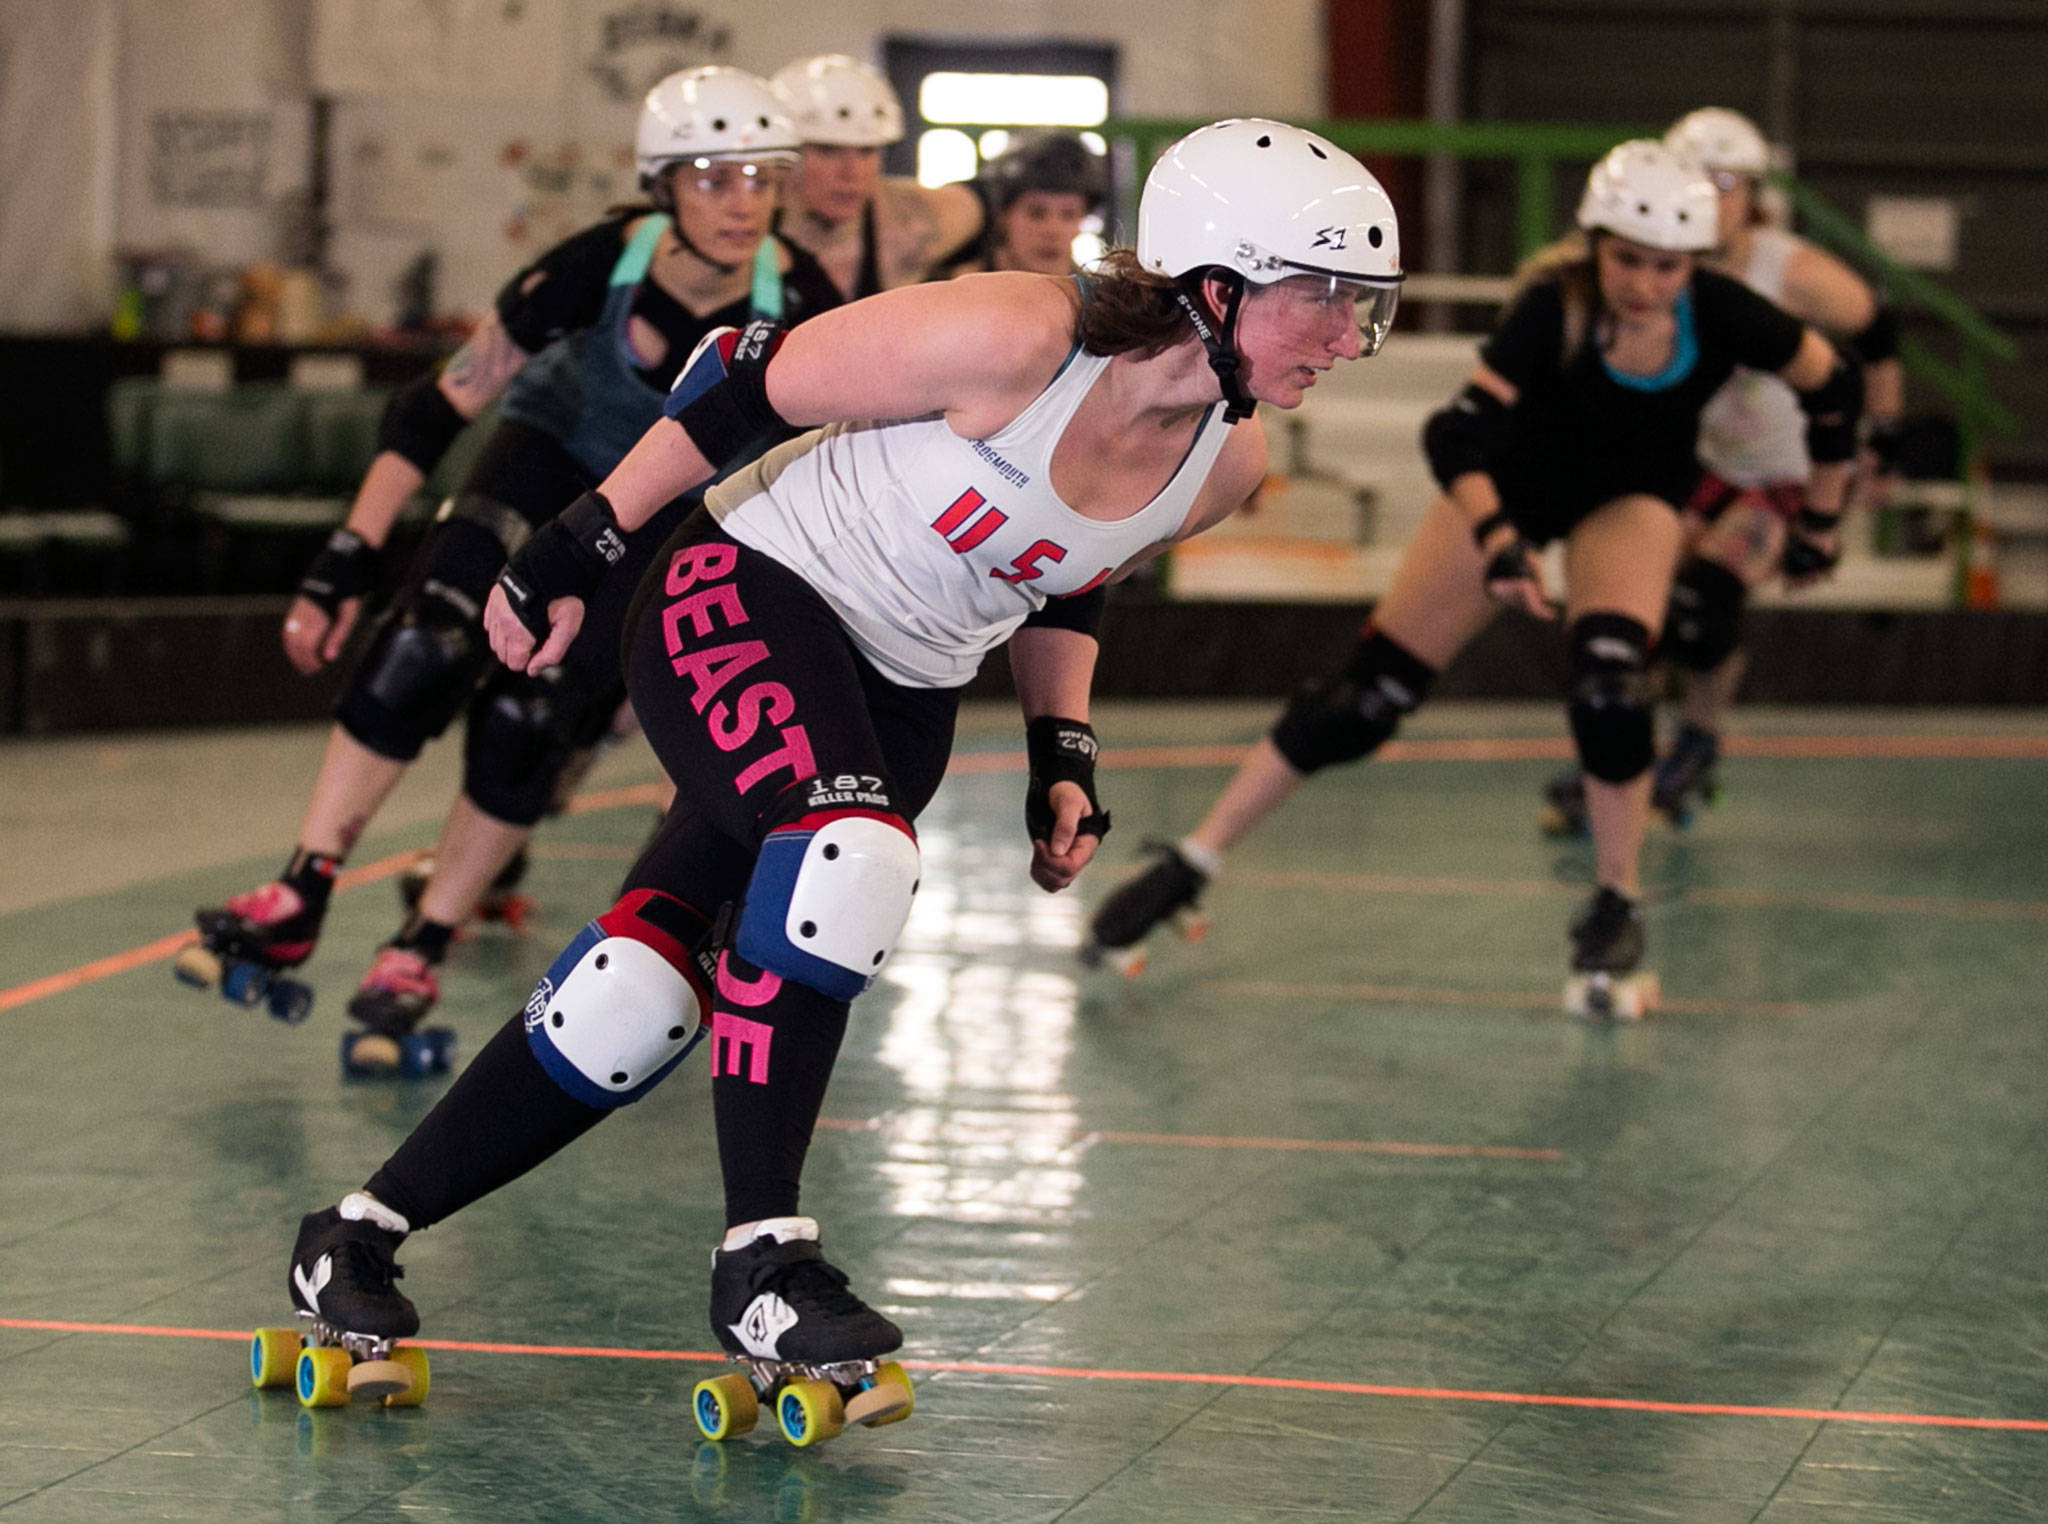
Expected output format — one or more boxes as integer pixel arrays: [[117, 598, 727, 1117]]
[[987, 132, 1107, 212]]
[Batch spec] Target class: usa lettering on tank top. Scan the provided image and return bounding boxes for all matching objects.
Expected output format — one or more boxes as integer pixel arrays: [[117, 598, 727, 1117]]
[[1697, 227, 1809, 488], [703, 348, 1231, 688]]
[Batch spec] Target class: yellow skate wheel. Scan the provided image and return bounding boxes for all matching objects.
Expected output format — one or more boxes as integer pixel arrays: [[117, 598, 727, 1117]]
[[295, 1345, 352, 1408], [173, 945, 221, 988], [343, 1032, 403, 1074], [250, 1327, 301, 1389], [844, 1362, 914, 1428], [693, 1371, 759, 1441], [776, 1379, 845, 1447], [379, 1346, 430, 1407]]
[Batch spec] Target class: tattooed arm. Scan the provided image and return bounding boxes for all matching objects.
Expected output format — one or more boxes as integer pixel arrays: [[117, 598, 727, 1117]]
[[874, 178, 990, 287]]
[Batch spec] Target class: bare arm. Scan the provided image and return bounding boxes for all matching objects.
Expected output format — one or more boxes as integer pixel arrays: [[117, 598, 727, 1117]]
[[874, 178, 989, 287], [595, 274, 1077, 534]]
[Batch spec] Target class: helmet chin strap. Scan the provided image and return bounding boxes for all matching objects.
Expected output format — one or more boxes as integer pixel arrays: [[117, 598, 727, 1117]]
[[644, 170, 745, 276], [1175, 272, 1255, 422]]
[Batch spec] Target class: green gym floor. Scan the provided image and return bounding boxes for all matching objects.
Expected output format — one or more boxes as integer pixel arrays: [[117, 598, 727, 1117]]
[[3, 701, 2046, 1522]]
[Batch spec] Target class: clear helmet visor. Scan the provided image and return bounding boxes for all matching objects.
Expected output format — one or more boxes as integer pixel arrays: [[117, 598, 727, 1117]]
[[1258, 268, 1404, 357]]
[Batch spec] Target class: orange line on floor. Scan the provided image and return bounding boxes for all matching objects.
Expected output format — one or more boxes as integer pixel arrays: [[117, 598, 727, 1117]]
[[811, 1115, 1557, 1160], [5, 1318, 2041, 1433], [1220, 980, 1807, 1020], [0, 846, 423, 1013], [1230, 869, 2048, 924]]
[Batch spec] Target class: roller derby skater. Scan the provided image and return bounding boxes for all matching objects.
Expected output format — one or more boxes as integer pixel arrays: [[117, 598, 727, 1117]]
[[1653, 108, 1904, 806], [250, 1193, 429, 1408], [272, 117, 1390, 1440], [186, 70, 836, 1074], [174, 852, 334, 1024], [1088, 141, 1857, 1016], [1079, 838, 1212, 976], [341, 928, 457, 1079]]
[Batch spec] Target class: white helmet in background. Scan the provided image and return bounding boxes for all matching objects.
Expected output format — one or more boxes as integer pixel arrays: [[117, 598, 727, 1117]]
[[1575, 140, 1718, 252], [1664, 107, 1771, 178], [770, 55, 904, 147], [636, 66, 799, 189], [1138, 118, 1404, 376]]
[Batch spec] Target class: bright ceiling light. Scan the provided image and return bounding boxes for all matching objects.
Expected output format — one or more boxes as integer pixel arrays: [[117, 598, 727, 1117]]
[[920, 73, 1109, 127]]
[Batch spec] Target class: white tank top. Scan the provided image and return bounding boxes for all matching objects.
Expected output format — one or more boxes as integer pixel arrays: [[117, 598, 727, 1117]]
[[1697, 226, 1809, 487], [704, 347, 1230, 688]]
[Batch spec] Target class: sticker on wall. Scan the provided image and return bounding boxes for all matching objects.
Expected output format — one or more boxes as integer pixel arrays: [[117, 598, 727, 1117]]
[[148, 110, 272, 209], [585, 5, 732, 103]]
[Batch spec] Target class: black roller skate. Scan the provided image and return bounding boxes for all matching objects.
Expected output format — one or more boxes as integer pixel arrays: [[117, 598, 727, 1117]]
[[174, 881, 319, 1025], [251, 1194, 429, 1410], [1564, 886, 1659, 1022], [692, 1217, 914, 1448], [1652, 723, 1722, 827], [1079, 840, 1210, 978], [1536, 766, 1590, 838], [341, 947, 455, 1079], [397, 848, 534, 931]]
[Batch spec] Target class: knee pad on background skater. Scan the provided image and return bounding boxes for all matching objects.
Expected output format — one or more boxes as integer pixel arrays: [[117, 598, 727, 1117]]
[[523, 888, 714, 1108], [1567, 613, 1655, 783], [1661, 558, 1747, 673], [734, 774, 921, 1002], [337, 587, 486, 761], [462, 666, 586, 826], [1269, 629, 1436, 775]]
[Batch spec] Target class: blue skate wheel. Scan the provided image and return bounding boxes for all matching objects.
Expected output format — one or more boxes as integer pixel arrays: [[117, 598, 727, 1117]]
[[220, 961, 270, 1008], [425, 1027, 456, 1073], [267, 979, 313, 1026], [397, 1033, 436, 1079]]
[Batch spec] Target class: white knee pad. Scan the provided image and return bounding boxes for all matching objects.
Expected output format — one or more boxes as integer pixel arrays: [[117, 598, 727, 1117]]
[[735, 808, 920, 1001], [524, 895, 709, 1108]]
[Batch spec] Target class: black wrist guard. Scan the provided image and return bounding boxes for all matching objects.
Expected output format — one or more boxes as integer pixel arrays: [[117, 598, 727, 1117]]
[[1782, 513, 1841, 580], [296, 528, 379, 616], [1483, 537, 1539, 591], [377, 374, 468, 475], [495, 491, 626, 641], [1024, 716, 1111, 844]]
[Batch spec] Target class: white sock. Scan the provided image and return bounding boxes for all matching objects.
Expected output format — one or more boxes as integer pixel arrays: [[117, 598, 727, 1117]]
[[721, 1215, 818, 1252], [338, 1191, 410, 1236], [1177, 837, 1222, 878]]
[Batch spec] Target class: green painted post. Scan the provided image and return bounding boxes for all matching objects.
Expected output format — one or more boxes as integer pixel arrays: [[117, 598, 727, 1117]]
[[1517, 155, 1555, 258]]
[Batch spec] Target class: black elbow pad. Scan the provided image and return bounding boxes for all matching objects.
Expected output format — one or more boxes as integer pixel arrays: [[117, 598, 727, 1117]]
[[1848, 303, 1900, 365], [1798, 355, 1864, 465], [1021, 585, 1106, 638], [376, 373, 468, 475], [1422, 385, 1507, 488]]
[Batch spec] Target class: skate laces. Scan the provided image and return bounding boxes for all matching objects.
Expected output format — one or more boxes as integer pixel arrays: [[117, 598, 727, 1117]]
[[332, 1226, 406, 1295], [748, 1241, 871, 1320], [225, 881, 305, 924], [363, 946, 438, 996]]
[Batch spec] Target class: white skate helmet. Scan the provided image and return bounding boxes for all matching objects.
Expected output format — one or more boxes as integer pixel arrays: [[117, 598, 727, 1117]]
[[769, 55, 904, 148], [635, 66, 799, 190], [1138, 118, 1404, 363], [1575, 140, 1718, 252], [1664, 107, 1771, 178]]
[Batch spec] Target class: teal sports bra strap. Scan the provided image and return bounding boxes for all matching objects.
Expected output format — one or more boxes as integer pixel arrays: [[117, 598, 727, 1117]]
[[611, 214, 669, 286], [750, 237, 784, 320]]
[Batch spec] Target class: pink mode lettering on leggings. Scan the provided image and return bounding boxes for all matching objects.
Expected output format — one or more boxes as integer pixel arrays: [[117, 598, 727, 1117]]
[[707, 952, 783, 1083], [659, 542, 816, 795]]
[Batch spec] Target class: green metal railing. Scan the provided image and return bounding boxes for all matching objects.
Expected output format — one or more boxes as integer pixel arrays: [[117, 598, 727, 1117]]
[[1104, 116, 2020, 601]]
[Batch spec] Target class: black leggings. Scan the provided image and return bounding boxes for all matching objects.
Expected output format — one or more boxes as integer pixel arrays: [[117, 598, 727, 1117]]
[[368, 516, 959, 1231]]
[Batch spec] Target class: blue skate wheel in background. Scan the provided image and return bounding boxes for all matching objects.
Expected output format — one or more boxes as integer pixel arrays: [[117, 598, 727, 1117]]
[[267, 979, 313, 1025], [220, 961, 270, 1007]]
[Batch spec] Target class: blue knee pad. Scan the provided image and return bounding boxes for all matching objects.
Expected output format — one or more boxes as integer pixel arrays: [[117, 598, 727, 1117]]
[[1568, 613, 1655, 783], [524, 889, 713, 1108], [734, 776, 921, 1002]]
